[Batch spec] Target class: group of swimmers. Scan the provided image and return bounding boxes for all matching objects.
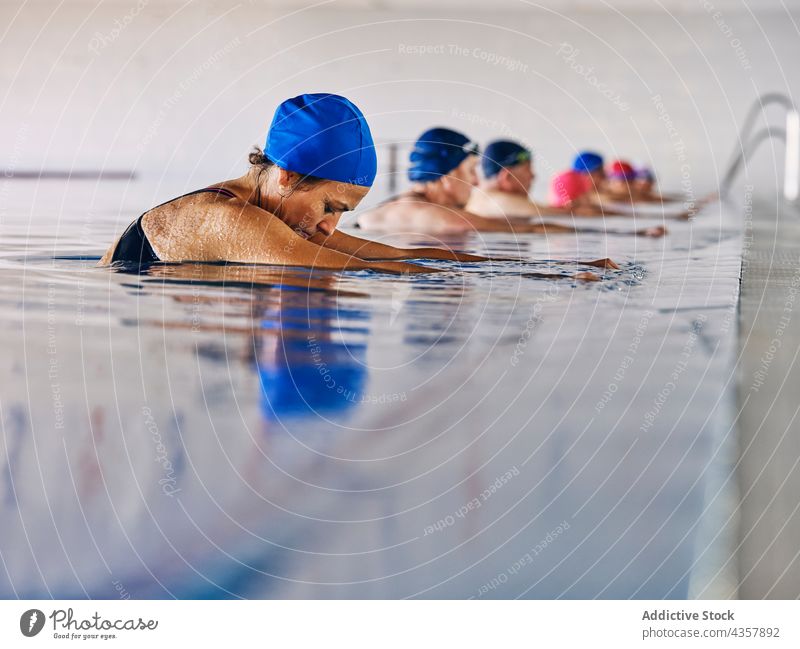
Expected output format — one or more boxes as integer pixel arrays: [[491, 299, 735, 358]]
[[358, 131, 670, 237], [101, 92, 701, 277]]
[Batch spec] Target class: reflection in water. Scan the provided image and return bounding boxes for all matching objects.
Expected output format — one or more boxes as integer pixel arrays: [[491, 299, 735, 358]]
[[0, 260, 384, 598], [255, 292, 368, 422], [140, 263, 371, 421]]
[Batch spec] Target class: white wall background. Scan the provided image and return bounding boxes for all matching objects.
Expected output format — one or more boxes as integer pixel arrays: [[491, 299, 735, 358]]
[[2, 0, 800, 204]]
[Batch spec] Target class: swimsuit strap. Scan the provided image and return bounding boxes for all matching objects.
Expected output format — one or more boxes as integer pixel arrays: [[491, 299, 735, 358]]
[[150, 186, 237, 211], [190, 187, 237, 198]]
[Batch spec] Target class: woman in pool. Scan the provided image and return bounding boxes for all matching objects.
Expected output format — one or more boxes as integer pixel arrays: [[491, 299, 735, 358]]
[[357, 129, 629, 242], [465, 139, 665, 230], [100, 93, 488, 275], [556, 155, 700, 218]]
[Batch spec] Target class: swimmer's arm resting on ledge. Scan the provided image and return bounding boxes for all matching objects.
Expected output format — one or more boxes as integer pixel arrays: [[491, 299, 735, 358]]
[[430, 205, 604, 237], [474, 192, 628, 220], [632, 193, 683, 204], [481, 194, 593, 219], [154, 201, 438, 275], [307, 229, 487, 262], [219, 203, 439, 274], [360, 202, 547, 235], [357, 204, 618, 268]]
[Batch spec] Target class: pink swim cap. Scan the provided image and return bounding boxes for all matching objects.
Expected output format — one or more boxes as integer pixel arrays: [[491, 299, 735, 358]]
[[608, 160, 636, 180], [550, 170, 590, 207]]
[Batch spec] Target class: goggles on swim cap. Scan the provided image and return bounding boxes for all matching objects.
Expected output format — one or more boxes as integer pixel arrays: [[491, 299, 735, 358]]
[[482, 140, 532, 178], [408, 127, 479, 183], [265, 93, 377, 187], [572, 151, 604, 174]]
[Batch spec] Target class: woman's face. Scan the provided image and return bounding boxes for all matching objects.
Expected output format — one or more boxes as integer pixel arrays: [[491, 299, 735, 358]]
[[443, 155, 479, 207], [606, 177, 632, 195], [588, 168, 606, 189], [498, 161, 534, 195], [277, 176, 369, 238]]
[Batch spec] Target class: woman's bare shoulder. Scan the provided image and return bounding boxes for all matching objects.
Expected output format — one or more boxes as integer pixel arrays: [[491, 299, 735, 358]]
[[360, 198, 471, 234], [358, 196, 442, 230], [142, 194, 285, 262], [467, 190, 533, 218], [97, 236, 121, 266]]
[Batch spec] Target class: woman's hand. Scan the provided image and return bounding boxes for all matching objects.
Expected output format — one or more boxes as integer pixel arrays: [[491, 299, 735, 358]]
[[636, 225, 668, 237], [368, 260, 444, 275], [582, 258, 620, 269], [405, 247, 487, 262]]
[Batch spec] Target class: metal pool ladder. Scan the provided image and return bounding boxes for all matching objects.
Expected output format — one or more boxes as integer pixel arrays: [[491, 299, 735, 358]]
[[720, 92, 800, 202]]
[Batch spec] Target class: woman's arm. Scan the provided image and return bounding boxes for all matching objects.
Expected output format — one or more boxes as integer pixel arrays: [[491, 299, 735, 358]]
[[567, 201, 629, 217], [504, 197, 616, 220], [308, 229, 487, 262], [325, 205, 619, 271], [527, 221, 667, 238], [201, 201, 439, 274], [97, 235, 122, 266], [636, 193, 683, 203], [431, 209, 621, 268]]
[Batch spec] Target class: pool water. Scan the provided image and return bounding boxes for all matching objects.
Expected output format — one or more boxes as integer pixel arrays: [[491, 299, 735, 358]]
[[0, 181, 742, 598]]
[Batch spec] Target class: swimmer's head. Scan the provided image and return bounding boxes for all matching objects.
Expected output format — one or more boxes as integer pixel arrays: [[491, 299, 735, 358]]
[[256, 93, 377, 237], [550, 170, 590, 208], [608, 160, 635, 180], [634, 167, 656, 193], [480, 140, 534, 195], [606, 159, 636, 194], [572, 150, 606, 188], [408, 127, 479, 207]]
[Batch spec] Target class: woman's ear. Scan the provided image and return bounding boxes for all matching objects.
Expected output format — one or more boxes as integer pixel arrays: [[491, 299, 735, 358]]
[[276, 167, 290, 196], [277, 168, 304, 195], [497, 168, 512, 190], [440, 174, 454, 196]]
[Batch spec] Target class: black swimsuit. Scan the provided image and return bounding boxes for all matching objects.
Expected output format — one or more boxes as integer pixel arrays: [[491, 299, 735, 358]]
[[111, 187, 237, 265]]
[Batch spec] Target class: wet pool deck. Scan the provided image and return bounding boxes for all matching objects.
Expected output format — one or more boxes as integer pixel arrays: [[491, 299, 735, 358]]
[[736, 197, 800, 599]]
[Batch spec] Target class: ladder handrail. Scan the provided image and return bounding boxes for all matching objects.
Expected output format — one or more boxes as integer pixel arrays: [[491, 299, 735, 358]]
[[720, 92, 799, 201], [721, 126, 786, 193]]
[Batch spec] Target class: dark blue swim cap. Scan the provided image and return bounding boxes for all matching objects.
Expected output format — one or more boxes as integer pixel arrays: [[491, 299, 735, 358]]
[[265, 93, 377, 187], [408, 127, 479, 183], [482, 140, 532, 178], [572, 151, 604, 174]]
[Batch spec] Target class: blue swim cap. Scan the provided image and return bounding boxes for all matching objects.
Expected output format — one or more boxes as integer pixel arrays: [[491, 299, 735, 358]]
[[257, 306, 367, 421], [572, 151, 604, 174], [408, 127, 479, 183], [482, 140, 532, 178], [265, 93, 377, 187], [258, 343, 367, 420]]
